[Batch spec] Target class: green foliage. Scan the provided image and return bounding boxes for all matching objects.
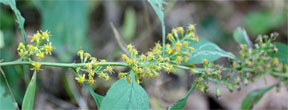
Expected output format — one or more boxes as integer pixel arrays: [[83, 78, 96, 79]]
[[0, 8, 14, 30], [22, 71, 37, 110], [83, 82, 103, 108], [269, 42, 288, 64], [0, 0, 26, 44], [183, 40, 235, 64], [147, 0, 166, 54], [33, 0, 90, 62], [0, 84, 15, 110], [233, 27, 252, 47], [121, 7, 136, 42], [241, 85, 275, 110], [100, 71, 149, 110], [245, 10, 286, 36]]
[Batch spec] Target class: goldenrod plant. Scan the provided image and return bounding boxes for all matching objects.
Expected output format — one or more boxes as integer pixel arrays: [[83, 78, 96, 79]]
[[0, 0, 287, 110]]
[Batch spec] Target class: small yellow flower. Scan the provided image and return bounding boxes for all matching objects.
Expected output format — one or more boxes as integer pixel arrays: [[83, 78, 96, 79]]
[[190, 32, 195, 37], [188, 24, 195, 31], [183, 41, 189, 47], [147, 52, 154, 60], [31, 32, 40, 43], [44, 43, 53, 55], [75, 74, 85, 83], [189, 47, 194, 51], [127, 44, 133, 51], [106, 66, 113, 72], [193, 38, 199, 43], [89, 70, 95, 77], [100, 59, 106, 63], [177, 27, 184, 34], [272, 58, 279, 65], [31, 62, 41, 71], [125, 59, 133, 65], [85, 64, 93, 70], [140, 54, 146, 61], [175, 41, 181, 47], [176, 56, 182, 65], [17, 42, 25, 50], [132, 59, 138, 65], [36, 52, 45, 59], [203, 59, 208, 64], [172, 28, 177, 34], [132, 67, 138, 73], [18, 49, 27, 58], [184, 57, 189, 62], [118, 72, 127, 78], [84, 53, 91, 58], [77, 49, 84, 56], [167, 48, 173, 55], [28, 45, 35, 51], [41, 30, 50, 41], [167, 33, 174, 40], [121, 54, 128, 60], [132, 49, 138, 55], [88, 78, 94, 85]]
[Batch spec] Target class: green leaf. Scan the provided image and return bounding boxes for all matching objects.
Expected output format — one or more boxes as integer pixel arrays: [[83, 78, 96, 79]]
[[0, 84, 16, 110], [147, 0, 166, 55], [121, 7, 136, 42], [244, 10, 286, 36], [269, 42, 288, 64], [83, 82, 103, 108], [33, 0, 90, 62], [233, 27, 252, 47], [170, 81, 198, 110], [183, 40, 236, 64], [0, 0, 27, 44], [22, 71, 37, 110], [241, 85, 275, 110], [100, 75, 149, 110]]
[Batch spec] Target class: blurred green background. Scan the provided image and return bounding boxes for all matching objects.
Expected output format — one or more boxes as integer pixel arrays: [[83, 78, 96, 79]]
[[0, 0, 287, 109]]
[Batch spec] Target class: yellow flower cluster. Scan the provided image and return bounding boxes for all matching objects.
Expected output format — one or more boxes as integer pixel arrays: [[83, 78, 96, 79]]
[[75, 50, 112, 85], [120, 25, 199, 83], [17, 30, 53, 60]]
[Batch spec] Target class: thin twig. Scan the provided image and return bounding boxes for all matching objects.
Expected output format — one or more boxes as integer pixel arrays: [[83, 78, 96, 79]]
[[0, 67, 19, 110], [110, 22, 129, 55]]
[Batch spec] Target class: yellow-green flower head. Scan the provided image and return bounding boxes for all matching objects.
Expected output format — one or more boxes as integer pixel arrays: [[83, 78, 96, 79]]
[[176, 56, 182, 65], [18, 49, 27, 58], [77, 49, 84, 56], [132, 49, 138, 56], [125, 59, 132, 65], [31, 62, 41, 71], [140, 54, 147, 61], [177, 27, 184, 34], [31, 32, 40, 43], [203, 59, 208, 64], [184, 57, 189, 62], [88, 78, 94, 85], [85, 64, 93, 70], [175, 41, 181, 47], [188, 24, 195, 31], [147, 52, 154, 60], [44, 43, 53, 55], [189, 47, 194, 51], [190, 32, 195, 38], [99, 72, 110, 81], [121, 54, 128, 60], [118, 72, 127, 78], [84, 53, 91, 58], [167, 48, 173, 55], [167, 33, 174, 40], [193, 38, 199, 43], [183, 41, 189, 47], [132, 67, 138, 73], [75, 74, 85, 83], [106, 66, 113, 72], [36, 52, 45, 59], [28, 45, 35, 51], [272, 58, 279, 65], [41, 30, 50, 41], [17, 42, 25, 50], [127, 44, 133, 51], [100, 59, 107, 63], [89, 70, 95, 77], [132, 59, 138, 65], [172, 28, 177, 34]]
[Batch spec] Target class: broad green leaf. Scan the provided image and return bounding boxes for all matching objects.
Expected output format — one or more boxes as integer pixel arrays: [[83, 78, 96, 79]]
[[233, 27, 252, 47], [100, 77, 149, 110], [147, 0, 166, 54], [170, 80, 199, 110], [121, 7, 136, 42], [83, 82, 103, 108], [269, 42, 288, 64], [22, 71, 37, 110], [33, 0, 90, 62], [241, 85, 275, 110], [0, 0, 27, 44], [183, 40, 236, 64], [245, 10, 286, 36], [0, 84, 16, 110]]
